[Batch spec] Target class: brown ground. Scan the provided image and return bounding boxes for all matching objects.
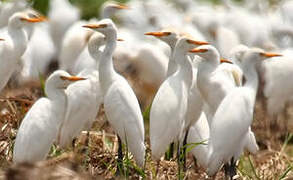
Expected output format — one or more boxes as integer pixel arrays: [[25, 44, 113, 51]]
[[0, 81, 293, 180]]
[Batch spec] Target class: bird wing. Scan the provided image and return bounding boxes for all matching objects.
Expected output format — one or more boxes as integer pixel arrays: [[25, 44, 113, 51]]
[[187, 112, 209, 168], [209, 88, 252, 161], [103, 76, 145, 166], [13, 98, 56, 163], [150, 76, 187, 159], [59, 77, 101, 147]]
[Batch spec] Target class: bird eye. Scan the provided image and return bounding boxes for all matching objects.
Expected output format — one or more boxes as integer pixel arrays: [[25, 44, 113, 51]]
[[99, 24, 108, 28], [60, 75, 67, 80], [164, 32, 171, 36]]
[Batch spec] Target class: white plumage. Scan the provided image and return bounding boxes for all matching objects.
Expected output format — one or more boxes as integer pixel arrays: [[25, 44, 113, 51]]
[[0, 12, 45, 92], [83, 19, 145, 167], [13, 70, 86, 163]]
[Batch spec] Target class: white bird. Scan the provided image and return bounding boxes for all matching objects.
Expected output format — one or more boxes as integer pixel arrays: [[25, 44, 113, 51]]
[[13, 70, 86, 163], [187, 112, 209, 168], [59, 2, 128, 73], [48, 0, 80, 58], [196, 45, 258, 156], [83, 19, 145, 168], [145, 30, 207, 165], [150, 36, 208, 161], [189, 46, 281, 178], [0, 0, 27, 28], [19, 22, 56, 83], [0, 12, 46, 93], [57, 33, 105, 148]]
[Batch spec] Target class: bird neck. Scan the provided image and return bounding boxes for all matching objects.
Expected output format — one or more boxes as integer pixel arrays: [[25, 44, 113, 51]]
[[99, 32, 117, 92], [88, 34, 106, 70], [166, 46, 178, 76], [242, 62, 259, 103], [173, 48, 193, 86], [45, 84, 67, 103], [7, 25, 28, 58]]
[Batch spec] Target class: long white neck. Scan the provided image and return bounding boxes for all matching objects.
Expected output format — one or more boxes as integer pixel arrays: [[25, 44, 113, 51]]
[[242, 61, 259, 104], [166, 44, 178, 76], [45, 85, 68, 139], [173, 47, 193, 87], [88, 33, 106, 70], [7, 25, 27, 58], [99, 31, 117, 93]]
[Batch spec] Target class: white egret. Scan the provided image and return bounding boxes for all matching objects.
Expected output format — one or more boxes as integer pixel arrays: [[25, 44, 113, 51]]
[[0, 12, 46, 93], [190, 46, 281, 178], [150, 37, 208, 163], [59, 2, 128, 73], [13, 70, 86, 163], [57, 33, 105, 148], [48, 0, 80, 58], [145, 30, 207, 166], [83, 19, 145, 168]]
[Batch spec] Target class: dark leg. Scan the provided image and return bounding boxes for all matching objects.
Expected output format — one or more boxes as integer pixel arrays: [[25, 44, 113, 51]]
[[72, 137, 77, 149], [228, 158, 237, 180], [182, 129, 189, 171], [155, 160, 160, 177], [223, 163, 230, 179], [116, 136, 124, 175], [165, 142, 175, 160], [193, 156, 199, 173], [177, 141, 182, 178]]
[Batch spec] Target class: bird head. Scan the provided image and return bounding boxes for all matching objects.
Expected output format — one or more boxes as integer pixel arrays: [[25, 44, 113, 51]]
[[144, 31, 178, 48], [82, 19, 117, 37], [188, 45, 219, 61], [46, 70, 86, 90], [9, 11, 46, 28], [242, 48, 282, 64], [101, 1, 129, 18], [174, 37, 209, 54]]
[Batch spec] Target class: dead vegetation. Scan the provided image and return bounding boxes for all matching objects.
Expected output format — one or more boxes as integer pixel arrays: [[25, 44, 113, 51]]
[[0, 81, 293, 180]]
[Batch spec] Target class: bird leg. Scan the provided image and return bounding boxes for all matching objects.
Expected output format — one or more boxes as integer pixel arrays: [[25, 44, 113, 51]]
[[165, 142, 175, 160], [182, 129, 189, 171], [192, 156, 199, 173], [224, 158, 237, 180], [155, 160, 160, 177], [71, 137, 77, 149], [116, 135, 124, 175], [177, 140, 182, 178]]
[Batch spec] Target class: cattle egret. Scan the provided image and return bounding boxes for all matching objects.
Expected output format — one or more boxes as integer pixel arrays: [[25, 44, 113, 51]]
[[13, 70, 86, 163], [83, 19, 145, 168], [190, 46, 281, 178], [0, 12, 46, 92]]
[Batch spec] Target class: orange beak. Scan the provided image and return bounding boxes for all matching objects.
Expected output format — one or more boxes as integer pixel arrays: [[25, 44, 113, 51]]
[[82, 24, 107, 29], [112, 4, 129, 9], [220, 58, 233, 64], [189, 48, 208, 53], [259, 52, 282, 58], [60, 76, 86, 81], [144, 31, 171, 37], [20, 15, 47, 23], [187, 39, 209, 45], [117, 38, 124, 41]]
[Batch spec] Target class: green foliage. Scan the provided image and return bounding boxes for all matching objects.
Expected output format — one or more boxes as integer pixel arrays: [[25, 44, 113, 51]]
[[29, 0, 49, 15], [28, 0, 129, 19], [279, 164, 293, 180], [48, 144, 64, 158]]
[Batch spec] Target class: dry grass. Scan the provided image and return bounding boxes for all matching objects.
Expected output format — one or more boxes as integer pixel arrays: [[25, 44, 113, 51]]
[[0, 81, 293, 180]]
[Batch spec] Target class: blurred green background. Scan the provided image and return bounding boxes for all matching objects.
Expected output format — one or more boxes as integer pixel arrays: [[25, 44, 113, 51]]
[[29, 0, 129, 19], [2, 0, 280, 20]]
